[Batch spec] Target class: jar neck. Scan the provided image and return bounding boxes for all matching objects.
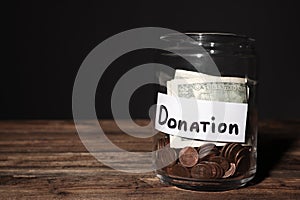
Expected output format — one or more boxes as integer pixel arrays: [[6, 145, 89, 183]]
[[161, 33, 255, 56]]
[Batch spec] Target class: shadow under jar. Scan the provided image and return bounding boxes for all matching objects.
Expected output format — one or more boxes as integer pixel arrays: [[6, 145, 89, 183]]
[[153, 33, 257, 191]]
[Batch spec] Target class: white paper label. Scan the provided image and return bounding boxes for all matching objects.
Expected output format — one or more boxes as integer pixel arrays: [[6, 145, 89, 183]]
[[155, 93, 248, 143]]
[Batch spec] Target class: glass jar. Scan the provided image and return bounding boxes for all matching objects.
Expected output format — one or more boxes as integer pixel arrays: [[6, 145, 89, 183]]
[[153, 33, 257, 191]]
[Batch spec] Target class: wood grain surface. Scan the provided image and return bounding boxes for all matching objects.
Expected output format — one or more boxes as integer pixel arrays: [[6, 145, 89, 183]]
[[0, 120, 299, 199]]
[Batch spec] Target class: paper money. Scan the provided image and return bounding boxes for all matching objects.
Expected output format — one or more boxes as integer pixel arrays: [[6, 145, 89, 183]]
[[168, 78, 247, 103], [168, 69, 247, 103], [174, 69, 246, 84], [167, 69, 248, 147]]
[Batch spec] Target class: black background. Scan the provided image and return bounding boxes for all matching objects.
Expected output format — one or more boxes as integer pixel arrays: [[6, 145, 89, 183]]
[[3, 0, 300, 120]]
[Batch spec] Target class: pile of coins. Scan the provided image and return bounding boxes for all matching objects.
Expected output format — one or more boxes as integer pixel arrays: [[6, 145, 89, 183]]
[[156, 139, 251, 179]]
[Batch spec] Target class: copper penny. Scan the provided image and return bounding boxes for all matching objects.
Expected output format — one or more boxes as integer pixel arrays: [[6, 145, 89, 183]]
[[234, 147, 250, 163], [220, 143, 231, 157], [179, 146, 198, 167], [198, 143, 219, 160], [168, 163, 191, 178], [198, 161, 224, 178], [198, 143, 216, 153], [223, 163, 236, 178], [228, 144, 243, 163], [235, 154, 251, 175], [209, 162, 224, 178], [191, 163, 211, 179], [199, 150, 219, 161], [221, 143, 233, 159], [224, 143, 236, 160], [215, 162, 225, 178], [209, 156, 230, 171]]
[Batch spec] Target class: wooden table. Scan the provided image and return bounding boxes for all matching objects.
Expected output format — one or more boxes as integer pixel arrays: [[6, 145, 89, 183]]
[[0, 120, 299, 199]]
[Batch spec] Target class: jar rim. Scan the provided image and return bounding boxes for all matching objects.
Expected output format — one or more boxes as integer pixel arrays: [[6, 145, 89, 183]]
[[160, 32, 255, 44]]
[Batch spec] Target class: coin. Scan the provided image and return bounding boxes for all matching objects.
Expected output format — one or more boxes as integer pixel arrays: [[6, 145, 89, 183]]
[[214, 162, 225, 178], [235, 154, 250, 176], [198, 143, 216, 153], [208, 163, 218, 178], [208, 162, 224, 178], [194, 161, 225, 179], [209, 156, 230, 171], [220, 143, 231, 158], [227, 144, 243, 163], [191, 163, 211, 179], [224, 143, 235, 160], [179, 146, 199, 167], [223, 163, 236, 178], [234, 147, 249, 163], [168, 163, 191, 178], [198, 143, 219, 160], [199, 150, 218, 161]]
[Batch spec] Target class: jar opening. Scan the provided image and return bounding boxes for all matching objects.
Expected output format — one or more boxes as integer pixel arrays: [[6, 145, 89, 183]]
[[161, 32, 255, 44]]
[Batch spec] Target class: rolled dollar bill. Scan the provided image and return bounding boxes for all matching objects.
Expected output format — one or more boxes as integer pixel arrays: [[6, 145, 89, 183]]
[[174, 69, 246, 84], [168, 78, 247, 103]]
